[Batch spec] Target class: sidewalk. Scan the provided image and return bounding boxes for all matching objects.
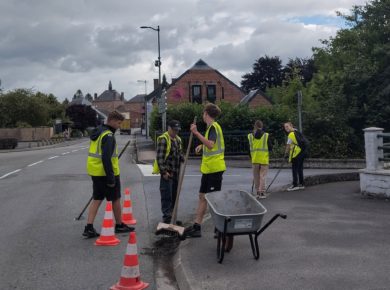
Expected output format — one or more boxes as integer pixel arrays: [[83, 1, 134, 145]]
[[134, 134, 385, 289]]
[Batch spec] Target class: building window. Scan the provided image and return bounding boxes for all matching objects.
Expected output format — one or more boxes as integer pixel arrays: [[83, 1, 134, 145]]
[[192, 85, 202, 104], [207, 85, 216, 103]]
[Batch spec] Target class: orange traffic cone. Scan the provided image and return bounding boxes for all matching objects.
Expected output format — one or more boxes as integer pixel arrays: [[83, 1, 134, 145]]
[[122, 188, 136, 225], [95, 202, 120, 246], [110, 232, 149, 290]]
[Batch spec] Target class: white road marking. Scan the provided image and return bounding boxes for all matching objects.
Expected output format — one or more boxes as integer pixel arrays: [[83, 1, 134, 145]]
[[62, 152, 70, 155], [137, 164, 156, 177], [0, 169, 21, 179], [72, 150, 78, 152], [48, 156, 59, 160], [27, 160, 44, 167]]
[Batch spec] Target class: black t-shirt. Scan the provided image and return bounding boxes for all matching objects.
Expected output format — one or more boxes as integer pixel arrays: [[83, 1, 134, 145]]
[[207, 126, 217, 142]]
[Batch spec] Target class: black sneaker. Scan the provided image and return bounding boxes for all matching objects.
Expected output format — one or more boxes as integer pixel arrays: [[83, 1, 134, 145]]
[[115, 223, 135, 233], [82, 226, 100, 238], [184, 224, 202, 238]]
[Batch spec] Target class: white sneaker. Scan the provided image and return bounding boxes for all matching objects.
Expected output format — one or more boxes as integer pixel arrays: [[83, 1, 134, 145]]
[[287, 185, 300, 191], [298, 184, 305, 190]]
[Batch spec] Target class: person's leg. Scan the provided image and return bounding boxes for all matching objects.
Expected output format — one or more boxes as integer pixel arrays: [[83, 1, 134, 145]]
[[291, 158, 298, 187], [171, 175, 179, 213], [252, 164, 260, 194], [194, 192, 207, 224], [160, 176, 173, 222], [112, 198, 122, 224], [87, 199, 103, 224], [259, 164, 269, 193], [297, 154, 305, 186]]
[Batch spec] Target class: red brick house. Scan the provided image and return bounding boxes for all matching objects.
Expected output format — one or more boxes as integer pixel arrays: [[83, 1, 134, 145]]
[[120, 94, 146, 129], [92, 81, 125, 112], [146, 59, 272, 107]]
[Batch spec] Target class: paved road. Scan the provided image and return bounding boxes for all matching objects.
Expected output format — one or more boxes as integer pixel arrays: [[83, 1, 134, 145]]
[[176, 181, 390, 290], [0, 135, 155, 290]]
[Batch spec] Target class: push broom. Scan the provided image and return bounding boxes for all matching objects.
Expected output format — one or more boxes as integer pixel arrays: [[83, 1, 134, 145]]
[[155, 117, 197, 238]]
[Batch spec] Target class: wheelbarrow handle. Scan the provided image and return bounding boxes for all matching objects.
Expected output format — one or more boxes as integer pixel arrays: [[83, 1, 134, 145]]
[[256, 213, 287, 238]]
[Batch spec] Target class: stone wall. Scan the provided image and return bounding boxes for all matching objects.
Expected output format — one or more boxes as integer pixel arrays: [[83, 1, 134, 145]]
[[0, 127, 53, 141]]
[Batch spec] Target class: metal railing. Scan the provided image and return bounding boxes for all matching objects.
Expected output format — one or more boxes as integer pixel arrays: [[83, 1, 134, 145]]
[[378, 133, 390, 169], [155, 130, 250, 156]]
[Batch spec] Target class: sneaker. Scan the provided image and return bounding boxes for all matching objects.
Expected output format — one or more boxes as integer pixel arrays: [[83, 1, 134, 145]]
[[82, 226, 100, 238], [287, 185, 300, 191], [184, 224, 202, 238], [162, 217, 171, 224], [256, 192, 267, 199], [298, 184, 305, 190], [115, 223, 135, 233]]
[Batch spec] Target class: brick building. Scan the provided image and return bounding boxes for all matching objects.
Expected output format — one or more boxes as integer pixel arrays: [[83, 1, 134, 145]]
[[92, 81, 125, 112], [146, 59, 272, 107]]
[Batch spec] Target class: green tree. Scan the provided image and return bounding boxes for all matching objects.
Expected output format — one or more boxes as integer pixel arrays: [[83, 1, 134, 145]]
[[241, 56, 284, 93], [0, 89, 63, 128]]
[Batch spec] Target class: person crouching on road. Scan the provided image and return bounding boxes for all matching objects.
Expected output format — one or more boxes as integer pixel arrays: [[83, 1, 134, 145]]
[[152, 120, 184, 224], [248, 120, 273, 199], [284, 122, 305, 191], [185, 103, 226, 238], [83, 110, 135, 238]]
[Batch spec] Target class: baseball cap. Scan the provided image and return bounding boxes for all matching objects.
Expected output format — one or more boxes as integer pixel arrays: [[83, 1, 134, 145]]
[[168, 120, 181, 131]]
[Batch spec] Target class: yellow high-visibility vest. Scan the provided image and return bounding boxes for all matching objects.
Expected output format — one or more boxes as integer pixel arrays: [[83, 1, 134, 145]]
[[288, 131, 301, 162], [86, 130, 119, 176], [201, 122, 226, 174], [248, 132, 269, 164], [152, 132, 182, 174]]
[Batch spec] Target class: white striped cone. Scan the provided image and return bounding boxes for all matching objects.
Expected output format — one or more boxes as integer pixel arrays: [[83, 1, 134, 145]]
[[110, 232, 149, 290], [122, 188, 136, 225], [95, 202, 120, 246]]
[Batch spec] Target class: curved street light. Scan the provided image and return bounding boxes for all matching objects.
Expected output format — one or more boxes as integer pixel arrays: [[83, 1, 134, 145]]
[[140, 25, 166, 131]]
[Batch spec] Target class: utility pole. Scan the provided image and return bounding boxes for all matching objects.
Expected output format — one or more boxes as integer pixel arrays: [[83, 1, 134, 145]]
[[140, 25, 166, 132], [297, 90, 303, 132], [137, 80, 148, 138]]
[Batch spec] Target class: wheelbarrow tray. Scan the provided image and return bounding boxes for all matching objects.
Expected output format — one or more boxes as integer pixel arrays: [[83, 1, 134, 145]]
[[205, 190, 267, 234]]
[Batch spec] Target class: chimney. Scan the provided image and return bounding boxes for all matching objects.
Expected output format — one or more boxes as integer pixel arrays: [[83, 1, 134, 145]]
[[171, 78, 177, 84], [121, 92, 124, 101], [154, 79, 159, 90], [94, 93, 97, 100]]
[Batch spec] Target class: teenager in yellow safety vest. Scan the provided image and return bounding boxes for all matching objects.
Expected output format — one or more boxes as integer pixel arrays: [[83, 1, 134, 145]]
[[152, 120, 184, 224], [185, 103, 225, 238], [248, 120, 273, 199], [83, 111, 134, 239], [284, 122, 305, 192]]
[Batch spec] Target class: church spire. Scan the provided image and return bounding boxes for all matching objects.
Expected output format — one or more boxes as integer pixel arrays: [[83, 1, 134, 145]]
[[108, 80, 112, 91]]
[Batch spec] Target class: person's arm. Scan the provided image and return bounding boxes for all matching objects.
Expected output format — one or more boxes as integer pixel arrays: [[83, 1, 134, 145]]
[[284, 133, 293, 157], [267, 134, 273, 152], [190, 123, 215, 150], [156, 138, 169, 174], [101, 134, 115, 186]]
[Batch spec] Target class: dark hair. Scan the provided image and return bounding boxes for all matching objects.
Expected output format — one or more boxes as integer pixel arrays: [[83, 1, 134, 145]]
[[254, 120, 263, 129], [107, 111, 125, 121], [203, 103, 221, 119]]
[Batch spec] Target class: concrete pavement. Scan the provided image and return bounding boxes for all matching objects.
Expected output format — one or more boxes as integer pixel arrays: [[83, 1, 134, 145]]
[[134, 134, 390, 290]]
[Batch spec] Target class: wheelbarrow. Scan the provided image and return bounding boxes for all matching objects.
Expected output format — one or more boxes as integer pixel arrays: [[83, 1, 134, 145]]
[[205, 190, 287, 263]]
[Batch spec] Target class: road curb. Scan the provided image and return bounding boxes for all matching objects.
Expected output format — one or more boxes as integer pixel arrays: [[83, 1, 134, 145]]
[[172, 171, 360, 290]]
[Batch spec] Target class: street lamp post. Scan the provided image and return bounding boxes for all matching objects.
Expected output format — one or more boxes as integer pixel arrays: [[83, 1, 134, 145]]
[[137, 80, 148, 138], [140, 25, 166, 131]]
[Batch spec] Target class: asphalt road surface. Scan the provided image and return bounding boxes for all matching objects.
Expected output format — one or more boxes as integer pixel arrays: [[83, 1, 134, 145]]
[[0, 135, 156, 290]]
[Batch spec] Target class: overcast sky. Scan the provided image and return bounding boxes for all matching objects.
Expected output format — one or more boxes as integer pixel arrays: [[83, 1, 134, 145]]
[[0, 0, 367, 101]]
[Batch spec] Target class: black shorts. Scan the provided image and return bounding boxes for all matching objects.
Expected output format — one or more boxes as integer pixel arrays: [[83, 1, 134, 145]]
[[199, 171, 224, 193], [91, 176, 121, 201]]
